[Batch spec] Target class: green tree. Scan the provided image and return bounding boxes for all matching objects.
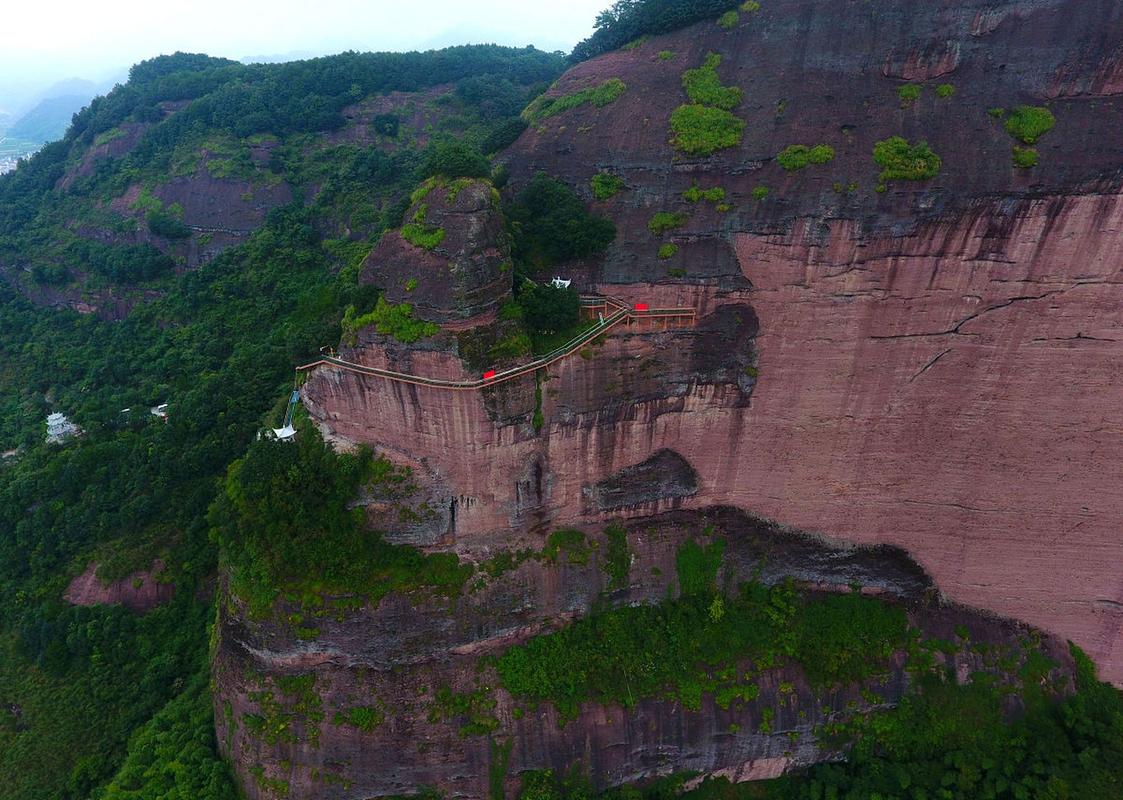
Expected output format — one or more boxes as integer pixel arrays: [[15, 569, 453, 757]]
[[506, 173, 616, 268], [518, 283, 581, 337]]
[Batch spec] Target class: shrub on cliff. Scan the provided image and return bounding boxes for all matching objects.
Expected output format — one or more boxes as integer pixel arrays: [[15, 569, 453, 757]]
[[1013, 145, 1039, 169], [401, 222, 446, 251], [590, 172, 625, 200], [495, 576, 910, 720], [371, 113, 400, 138], [683, 184, 726, 203], [506, 172, 616, 268], [522, 78, 627, 125], [146, 208, 192, 240], [481, 118, 528, 154], [872, 136, 941, 182], [421, 141, 490, 180], [682, 53, 743, 110], [670, 104, 746, 156], [342, 297, 440, 344], [777, 143, 835, 171], [1004, 105, 1056, 144], [898, 83, 922, 106], [648, 211, 689, 233]]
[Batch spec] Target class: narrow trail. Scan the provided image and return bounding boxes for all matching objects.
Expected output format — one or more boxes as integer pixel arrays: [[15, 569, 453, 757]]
[[297, 295, 697, 391]]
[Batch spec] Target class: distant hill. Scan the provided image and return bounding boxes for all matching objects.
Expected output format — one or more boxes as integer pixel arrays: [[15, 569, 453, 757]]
[[7, 93, 96, 144]]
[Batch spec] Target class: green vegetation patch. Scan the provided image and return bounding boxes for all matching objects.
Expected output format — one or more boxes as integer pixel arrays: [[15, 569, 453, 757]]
[[658, 243, 679, 259], [1004, 105, 1056, 144], [683, 184, 726, 203], [718, 10, 740, 29], [342, 297, 440, 344], [670, 104, 746, 156], [751, 185, 769, 201], [676, 537, 724, 596], [333, 705, 384, 732], [682, 53, 743, 110], [523, 78, 627, 125], [935, 83, 955, 98], [649, 211, 689, 234], [428, 686, 500, 737], [1013, 145, 1039, 169], [776, 143, 835, 171], [506, 172, 616, 269], [898, 83, 922, 106], [401, 221, 446, 251], [495, 577, 910, 720], [243, 673, 324, 746], [679, 646, 1119, 800], [602, 523, 632, 589], [147, 208, 192, 240], [211, 429, 471, 616], [543, 529, 592, 565], [872, 136, 941, 182], [515, 282, 581, 341], [590, 172, 625, 200]]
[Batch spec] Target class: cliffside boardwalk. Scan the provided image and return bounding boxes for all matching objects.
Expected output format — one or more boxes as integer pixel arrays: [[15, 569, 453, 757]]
[[297, 295, 697, 390]]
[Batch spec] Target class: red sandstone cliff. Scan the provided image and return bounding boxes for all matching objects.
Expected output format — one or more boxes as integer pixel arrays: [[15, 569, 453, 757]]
[[302, 0, 1123, 684], [219, 2, 1123, 797], [214, 510, 1074, 799]]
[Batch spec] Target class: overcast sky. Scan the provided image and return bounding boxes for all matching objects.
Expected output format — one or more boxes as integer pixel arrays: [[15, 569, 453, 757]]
[[0, 0, 609, 111]]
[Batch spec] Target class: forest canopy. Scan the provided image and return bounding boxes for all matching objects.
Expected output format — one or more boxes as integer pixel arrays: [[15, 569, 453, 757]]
[[572, 0, 743, 62]]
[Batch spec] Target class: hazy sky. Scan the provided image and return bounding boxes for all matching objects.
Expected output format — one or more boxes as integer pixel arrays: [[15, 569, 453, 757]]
[[0, 0, 609, 111]]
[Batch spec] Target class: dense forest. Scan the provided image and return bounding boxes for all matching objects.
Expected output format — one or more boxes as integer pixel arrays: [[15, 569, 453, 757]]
[[0, 2, 1120, 799]]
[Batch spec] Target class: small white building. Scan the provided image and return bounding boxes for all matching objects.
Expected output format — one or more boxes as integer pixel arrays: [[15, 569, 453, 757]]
[[150, 403, 169, 421], [45, 413, 81, 444], [550, 277, 572, 290]]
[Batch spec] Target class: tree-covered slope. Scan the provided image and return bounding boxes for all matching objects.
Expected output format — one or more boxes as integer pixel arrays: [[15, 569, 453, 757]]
[[0, 46, 562, 304]]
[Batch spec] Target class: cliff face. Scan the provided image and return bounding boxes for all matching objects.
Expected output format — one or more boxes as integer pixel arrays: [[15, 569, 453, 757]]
[[302, 288, 759, 546], [305, 0, 1123, 679], [719, 193, 1123, 685], [214, 509, 1074, 800], [224, 1, 1123, 796]]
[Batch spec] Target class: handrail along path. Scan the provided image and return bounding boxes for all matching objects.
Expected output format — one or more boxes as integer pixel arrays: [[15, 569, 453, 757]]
[[297, 295, 695, 391]]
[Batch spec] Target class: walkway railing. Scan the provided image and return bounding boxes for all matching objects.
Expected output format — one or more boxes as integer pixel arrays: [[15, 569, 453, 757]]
[[297, 295, 695, 391]]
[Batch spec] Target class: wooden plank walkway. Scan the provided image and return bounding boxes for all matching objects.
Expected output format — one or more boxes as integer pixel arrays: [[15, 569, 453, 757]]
[[297, 295, 696, 391]]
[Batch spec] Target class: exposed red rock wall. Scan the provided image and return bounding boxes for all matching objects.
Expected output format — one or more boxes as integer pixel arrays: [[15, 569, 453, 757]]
[[720, 191, 1123, 683], [306, 189, 1123, 683], [214, 510, 1069, 800], [63, 560, 176, 612], [302, 325, 750, 545]]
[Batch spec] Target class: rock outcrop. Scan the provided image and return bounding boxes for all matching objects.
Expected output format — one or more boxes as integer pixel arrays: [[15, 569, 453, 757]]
[[359, 178, 512, 322], [214, 509, 1074, 800], [63, 560, 176, 613]]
